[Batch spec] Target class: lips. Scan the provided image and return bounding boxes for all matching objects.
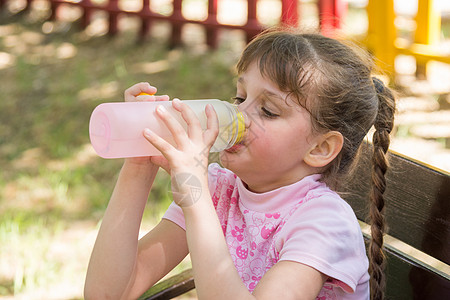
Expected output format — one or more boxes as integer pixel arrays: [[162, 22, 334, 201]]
[[225, 143, 244, 153]]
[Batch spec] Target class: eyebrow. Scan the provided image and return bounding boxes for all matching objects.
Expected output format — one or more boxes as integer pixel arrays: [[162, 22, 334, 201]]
[[237, 76, 287, 108], [262, 90, 284, 102]]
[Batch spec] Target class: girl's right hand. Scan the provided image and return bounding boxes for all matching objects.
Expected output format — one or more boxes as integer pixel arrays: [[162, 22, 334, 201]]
[[123, 82, 171, 170]]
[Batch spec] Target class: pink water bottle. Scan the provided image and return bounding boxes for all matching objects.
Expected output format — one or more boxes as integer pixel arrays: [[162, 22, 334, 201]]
[[89, 100, 246, 158]]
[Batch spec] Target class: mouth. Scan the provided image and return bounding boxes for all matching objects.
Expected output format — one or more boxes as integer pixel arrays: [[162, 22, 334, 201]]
[[225, 143, 244, 153]]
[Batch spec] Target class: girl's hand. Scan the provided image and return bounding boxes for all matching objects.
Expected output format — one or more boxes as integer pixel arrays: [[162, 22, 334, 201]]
[[123, 82, 171, 169], [143, 99, 219, 207], [124, 82, 170, 103]]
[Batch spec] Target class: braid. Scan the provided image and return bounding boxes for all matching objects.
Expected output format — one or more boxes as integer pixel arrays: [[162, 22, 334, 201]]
[[369, 78, 396, 300]]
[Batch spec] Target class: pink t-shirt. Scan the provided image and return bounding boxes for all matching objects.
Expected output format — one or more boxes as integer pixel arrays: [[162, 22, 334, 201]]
[[163, 163, 370, 299]]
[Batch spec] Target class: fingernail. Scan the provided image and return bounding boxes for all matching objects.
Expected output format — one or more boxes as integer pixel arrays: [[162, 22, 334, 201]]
[[157, 105, 166, 113], [144, 128, 152, 137]]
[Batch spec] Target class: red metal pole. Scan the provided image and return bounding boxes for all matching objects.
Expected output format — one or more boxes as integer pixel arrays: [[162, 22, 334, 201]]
[[318, 0, 347, 36], [139, 0, 153, 39], [80, 0, 93, 29], [25, 0, 34, 11], [170, 0, 183, 47], [205, 0, 218, 48], [48, 0, 60, 21], [281, 0, 299, 27], [108, 0, 120, 36], [245, 0, 261, 43]]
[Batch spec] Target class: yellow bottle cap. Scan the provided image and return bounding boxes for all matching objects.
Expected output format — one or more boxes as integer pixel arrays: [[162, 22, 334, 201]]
[[234, 110, 246, 145]]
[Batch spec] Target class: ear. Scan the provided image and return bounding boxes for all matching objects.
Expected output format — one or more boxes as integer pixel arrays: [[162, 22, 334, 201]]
[[304, 131, 344, 168]]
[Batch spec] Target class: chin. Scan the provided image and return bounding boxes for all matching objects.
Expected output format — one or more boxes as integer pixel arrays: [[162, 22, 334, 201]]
[[219, 151, 240, 170]]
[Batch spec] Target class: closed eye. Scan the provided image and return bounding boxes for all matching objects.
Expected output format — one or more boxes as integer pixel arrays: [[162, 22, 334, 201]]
[[232, 96, 279, 118], [261, 107, 278, 118]]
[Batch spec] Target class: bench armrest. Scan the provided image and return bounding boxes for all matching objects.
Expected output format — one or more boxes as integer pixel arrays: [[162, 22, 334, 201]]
[[138, 268, 194, 300]]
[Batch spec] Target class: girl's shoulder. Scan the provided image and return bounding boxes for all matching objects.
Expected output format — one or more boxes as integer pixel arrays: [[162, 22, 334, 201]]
[[280, 187, 364, 251]]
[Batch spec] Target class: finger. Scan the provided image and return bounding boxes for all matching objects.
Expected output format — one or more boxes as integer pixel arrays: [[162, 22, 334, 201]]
[[154, 104, 189, 148], [124, 82, 157, 101], [136, 94, 156, 102], [172, 99, 203, 141], [143, 128, 177, 158], [136, 93, 170, 102], [204, 104, 219, 145], [155, 95, 170, 101]]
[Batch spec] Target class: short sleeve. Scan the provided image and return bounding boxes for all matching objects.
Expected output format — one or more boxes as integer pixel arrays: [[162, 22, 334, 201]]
[[277, 193, 369, 293], [162, 163, 223, 230]]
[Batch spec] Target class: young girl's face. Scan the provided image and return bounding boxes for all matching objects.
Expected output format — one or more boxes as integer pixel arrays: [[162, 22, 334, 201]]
[[219, 62, 321, 193]]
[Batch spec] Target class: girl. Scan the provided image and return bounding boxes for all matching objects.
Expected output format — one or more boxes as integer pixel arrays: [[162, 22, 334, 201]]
[[85, 29, 395, 300]]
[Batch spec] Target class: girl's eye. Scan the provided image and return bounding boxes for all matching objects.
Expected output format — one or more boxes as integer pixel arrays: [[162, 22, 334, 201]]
[[232, 96, 245, 104], [261, 107, 279, 118], [232, 96, 279, 118]]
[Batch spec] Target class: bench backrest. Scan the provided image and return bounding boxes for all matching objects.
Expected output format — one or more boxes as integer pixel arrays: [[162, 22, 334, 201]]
[[342, 143, 450, 299]]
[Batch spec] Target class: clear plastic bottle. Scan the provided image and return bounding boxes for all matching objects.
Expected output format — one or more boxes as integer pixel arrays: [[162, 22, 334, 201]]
[[89, 100, 246, 158]]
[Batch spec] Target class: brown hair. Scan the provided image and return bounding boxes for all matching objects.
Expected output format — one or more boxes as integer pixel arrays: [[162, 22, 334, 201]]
[[237, 28, 396, 300]]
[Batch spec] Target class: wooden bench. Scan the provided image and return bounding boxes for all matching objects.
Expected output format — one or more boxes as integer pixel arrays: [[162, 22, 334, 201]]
[[139, 143, 450, 300]]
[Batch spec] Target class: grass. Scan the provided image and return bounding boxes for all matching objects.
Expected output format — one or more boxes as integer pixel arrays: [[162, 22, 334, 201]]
[[0, 3, 240, 298]]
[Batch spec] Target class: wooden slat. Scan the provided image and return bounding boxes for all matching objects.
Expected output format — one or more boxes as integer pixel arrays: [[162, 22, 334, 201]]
[[139, 269, 194, 300], [342, 143, 450, 264], [360, 233, 450, 299]]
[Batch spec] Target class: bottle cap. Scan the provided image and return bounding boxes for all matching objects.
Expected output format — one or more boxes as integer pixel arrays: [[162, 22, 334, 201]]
[[233, 110, 246, 145]]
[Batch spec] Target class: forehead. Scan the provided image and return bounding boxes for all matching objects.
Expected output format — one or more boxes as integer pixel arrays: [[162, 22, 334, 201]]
[[237, 63, 308, 109]]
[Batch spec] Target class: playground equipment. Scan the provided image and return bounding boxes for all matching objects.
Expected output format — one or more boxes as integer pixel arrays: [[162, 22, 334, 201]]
[[366, 0, 449, 79], [0, 0, 345, 47], [0, 0, 301, 47], [1, 0, 448, 79]]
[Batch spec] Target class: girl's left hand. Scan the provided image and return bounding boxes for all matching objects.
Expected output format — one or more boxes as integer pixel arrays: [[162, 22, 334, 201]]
[[143, 99, 219, 207]]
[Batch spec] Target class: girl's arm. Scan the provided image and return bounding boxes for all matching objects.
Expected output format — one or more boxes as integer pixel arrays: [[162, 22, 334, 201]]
[[145, 100, 327, 299], [84, 161, 189, 300], [85, 83, 188, 299]]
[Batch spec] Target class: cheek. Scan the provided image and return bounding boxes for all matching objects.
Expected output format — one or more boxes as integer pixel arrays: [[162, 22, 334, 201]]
[[248, 128, 285, 156], [251, 125, 312, 159]]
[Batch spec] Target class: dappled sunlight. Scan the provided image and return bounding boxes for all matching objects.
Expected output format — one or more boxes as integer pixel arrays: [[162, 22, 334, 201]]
[[133, 59, 171, 74], [11, 147, 44, 170], [218, 0, 247, 26], [84, 16, 109, 37], [78, 81, 119, 102], [0, 52, 15, 69], [0, 216, 98, 300], [56, 42, 78, 59], [46, 143, 98, 171], [20, 30, 45, 45]]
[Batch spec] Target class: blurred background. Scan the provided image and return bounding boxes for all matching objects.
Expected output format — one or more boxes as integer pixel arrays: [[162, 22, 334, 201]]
[[0, 0, 449, 299]]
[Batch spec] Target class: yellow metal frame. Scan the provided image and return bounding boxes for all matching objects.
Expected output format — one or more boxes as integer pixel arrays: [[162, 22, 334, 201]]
[[365, 0, 448, 79]]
